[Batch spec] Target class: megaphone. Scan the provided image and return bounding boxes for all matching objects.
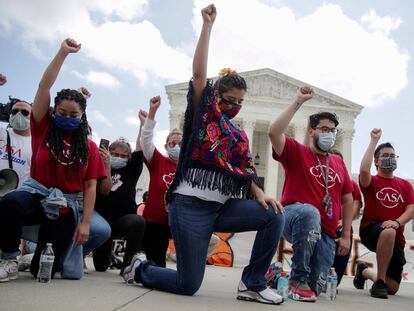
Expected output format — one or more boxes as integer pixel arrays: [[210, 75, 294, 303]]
[[0, 168, 19, 198]]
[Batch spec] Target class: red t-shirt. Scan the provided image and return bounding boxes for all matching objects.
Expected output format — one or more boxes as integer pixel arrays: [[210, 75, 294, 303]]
[[30, 112, 106, 193], [352, 180, 362, 202], [144, 148, 177, 224], [273, 136, 353, 238], [360, 175, 414, 247]]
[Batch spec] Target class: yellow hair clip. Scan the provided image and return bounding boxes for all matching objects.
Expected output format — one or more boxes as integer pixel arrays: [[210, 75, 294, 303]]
[[218, 68, 237, 77]]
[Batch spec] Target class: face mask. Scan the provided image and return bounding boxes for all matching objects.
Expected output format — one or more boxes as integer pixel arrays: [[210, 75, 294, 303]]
[[317, 132, 336, 152], [110, 156, 128, 169], [9, 112, 30, 131], [52, 114, 81, 133], [379, 157, 397, 171], [167, 145, 180, 161], [219, 97, 241, 119]]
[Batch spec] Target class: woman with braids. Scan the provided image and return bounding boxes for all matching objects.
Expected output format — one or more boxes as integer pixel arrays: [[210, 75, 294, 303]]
[[0, 38, 108, 281], [122, 5, 285, 305]]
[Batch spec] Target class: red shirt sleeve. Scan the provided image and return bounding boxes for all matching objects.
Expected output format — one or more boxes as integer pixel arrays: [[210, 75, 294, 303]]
[[84, 140, 107, 181], [272, 136, 301, 168], [30, 111, 51, 150], [145, 148, 163, 172], [352, 180, 362, 201], [341, 162, 353, 195], [404, 180, 414, 206]]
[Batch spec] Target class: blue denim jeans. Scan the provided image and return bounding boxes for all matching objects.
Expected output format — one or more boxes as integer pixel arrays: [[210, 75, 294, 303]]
[[283, 203, 335, 295], [83, 210, 111, 256], [134, 194, 285, 295]]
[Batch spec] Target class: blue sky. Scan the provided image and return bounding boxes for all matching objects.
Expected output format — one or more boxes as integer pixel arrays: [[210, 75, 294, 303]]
[[0, 0, 413, 178]]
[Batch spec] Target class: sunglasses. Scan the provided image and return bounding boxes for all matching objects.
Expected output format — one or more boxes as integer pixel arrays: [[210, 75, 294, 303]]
[[11, 108, 30, 117]]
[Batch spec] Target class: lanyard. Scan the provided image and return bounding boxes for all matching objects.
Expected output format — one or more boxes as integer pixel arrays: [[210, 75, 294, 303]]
[[314, 151, 330, 196]]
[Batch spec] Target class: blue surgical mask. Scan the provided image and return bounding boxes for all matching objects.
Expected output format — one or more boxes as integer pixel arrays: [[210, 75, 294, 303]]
[[317, 132, 336, 152], [52, 114, 81, 133], [167, 145, 180, 161], [9, 112, 30, 131], [110, 156, 128, 169]]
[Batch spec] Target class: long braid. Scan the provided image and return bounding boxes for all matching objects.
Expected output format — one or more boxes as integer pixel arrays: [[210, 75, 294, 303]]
[[45, 89, 89, 165]]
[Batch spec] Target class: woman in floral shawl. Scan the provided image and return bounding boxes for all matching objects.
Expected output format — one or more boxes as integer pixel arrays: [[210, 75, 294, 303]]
[[122, 4, 285, 305]]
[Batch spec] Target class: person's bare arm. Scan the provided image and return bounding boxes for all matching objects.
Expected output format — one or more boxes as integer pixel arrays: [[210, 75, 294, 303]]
[[360, 128, 381, 188], [32, 38, 81, 123], [268, 86, 314, 157]]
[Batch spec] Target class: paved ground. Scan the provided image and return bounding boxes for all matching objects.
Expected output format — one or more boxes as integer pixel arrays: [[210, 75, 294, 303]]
[[1, 261, 413, 311]]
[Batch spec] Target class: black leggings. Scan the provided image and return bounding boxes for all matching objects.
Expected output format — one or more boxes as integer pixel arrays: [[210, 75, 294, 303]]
[[93, 214, 145, 272], [0, 191, 75, 278], [143, 221, 171, 267]]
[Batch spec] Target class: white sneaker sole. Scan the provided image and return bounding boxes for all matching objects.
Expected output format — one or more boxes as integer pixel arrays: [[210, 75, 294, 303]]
[[237, 290, 284, 305]]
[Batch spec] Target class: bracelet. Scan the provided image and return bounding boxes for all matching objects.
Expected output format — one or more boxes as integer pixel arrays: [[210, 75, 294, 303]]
[[394, 220, 401, 228]]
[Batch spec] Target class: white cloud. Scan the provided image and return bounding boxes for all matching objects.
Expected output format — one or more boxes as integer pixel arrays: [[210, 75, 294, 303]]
[[361, 9, 402, 36], [88, 109, 114, 128], [0, 0, 409, 107], [125, 116, 140, 126], [0, 0, 190, 84], [72, 70, 121, 88], [192, 0, 409, 106]]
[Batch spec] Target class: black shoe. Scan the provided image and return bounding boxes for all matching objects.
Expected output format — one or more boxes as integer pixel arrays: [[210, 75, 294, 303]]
[[353, 263, 368, 289], [370, 280, 388, 299]]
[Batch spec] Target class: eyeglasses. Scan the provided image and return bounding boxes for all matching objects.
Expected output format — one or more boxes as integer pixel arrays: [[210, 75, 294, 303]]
[[315, 126, 338, 134], [220, 97, 243, 108], [11, 108, 30, 117], [379, 154, 399, 159]]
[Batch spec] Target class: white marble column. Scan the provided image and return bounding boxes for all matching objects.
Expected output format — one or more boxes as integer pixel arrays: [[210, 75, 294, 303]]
[[243, 120, 256, 149], [265, 137, 278, 199], [293, 124, 308, 145], [169, 110, 181, 131], [341, 129, 354, 172]]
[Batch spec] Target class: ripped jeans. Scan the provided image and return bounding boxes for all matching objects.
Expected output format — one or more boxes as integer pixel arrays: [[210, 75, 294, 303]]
[[283, 203, 335, 295]]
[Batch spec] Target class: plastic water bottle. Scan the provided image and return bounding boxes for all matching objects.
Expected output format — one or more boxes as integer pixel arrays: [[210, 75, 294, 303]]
[[37, 243, 54, 283], [326, 267, 337, 301], [277, 272, 289, 299]]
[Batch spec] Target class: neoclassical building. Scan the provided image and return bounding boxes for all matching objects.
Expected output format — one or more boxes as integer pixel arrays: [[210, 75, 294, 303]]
[[165, 68, 363, 200]]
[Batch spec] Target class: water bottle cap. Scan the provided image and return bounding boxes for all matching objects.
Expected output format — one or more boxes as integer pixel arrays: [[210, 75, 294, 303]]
[[280, 272, 289, 277]]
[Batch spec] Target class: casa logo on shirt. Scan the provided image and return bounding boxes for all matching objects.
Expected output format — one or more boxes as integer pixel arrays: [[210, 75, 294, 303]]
[[162, 173, 175, 189], [376, 187, 404, 209], [309, 165, 341, 189]]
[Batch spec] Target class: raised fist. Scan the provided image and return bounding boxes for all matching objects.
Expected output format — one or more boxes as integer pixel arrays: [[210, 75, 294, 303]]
[[370, 128, 382, 141], [138, 110, 148, 125], [61, 38, 81, 54], [78, 87, 91, 99], [297, 85, 314, 103], [149, 96, 161, 111], [201, 4, 217, 25], [0, 74, 7, 86]]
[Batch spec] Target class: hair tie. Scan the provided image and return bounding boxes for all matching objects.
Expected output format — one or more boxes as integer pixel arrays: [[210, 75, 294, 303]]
[[218, 68, 237, 78]]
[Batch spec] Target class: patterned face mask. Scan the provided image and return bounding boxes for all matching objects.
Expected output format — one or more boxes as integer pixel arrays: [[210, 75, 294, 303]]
[[379, 157, 397, 171], [219, 97, 242, 119]]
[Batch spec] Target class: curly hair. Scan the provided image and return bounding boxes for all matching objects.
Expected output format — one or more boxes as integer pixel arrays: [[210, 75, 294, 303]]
[[213, 69, 247, 94], [46, 89, 89, 164]]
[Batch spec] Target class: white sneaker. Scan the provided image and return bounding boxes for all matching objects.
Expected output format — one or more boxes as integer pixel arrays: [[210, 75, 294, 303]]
[[0, 259, 18, 282], [237, 280, 284, 305], [122, 253, 146, 284], [18, 253, 34, 272]]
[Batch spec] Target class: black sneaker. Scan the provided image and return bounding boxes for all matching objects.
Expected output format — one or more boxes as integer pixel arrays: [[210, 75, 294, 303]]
[[370, 280, 388, 299], [353, 263, 368, 289]]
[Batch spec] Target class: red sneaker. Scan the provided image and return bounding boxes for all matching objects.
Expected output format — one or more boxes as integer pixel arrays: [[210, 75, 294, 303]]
[[288, 279, 317, 302]]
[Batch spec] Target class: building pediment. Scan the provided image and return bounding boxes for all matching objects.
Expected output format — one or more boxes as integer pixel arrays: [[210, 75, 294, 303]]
[[166, 68, 363, 113]]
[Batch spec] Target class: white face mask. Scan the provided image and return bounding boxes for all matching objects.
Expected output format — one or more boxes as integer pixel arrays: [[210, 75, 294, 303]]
[[167, 145, 181, 161], [9, 112, 30, 131], [110, 156, 128, 169], [317, 132, 336, 151]]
